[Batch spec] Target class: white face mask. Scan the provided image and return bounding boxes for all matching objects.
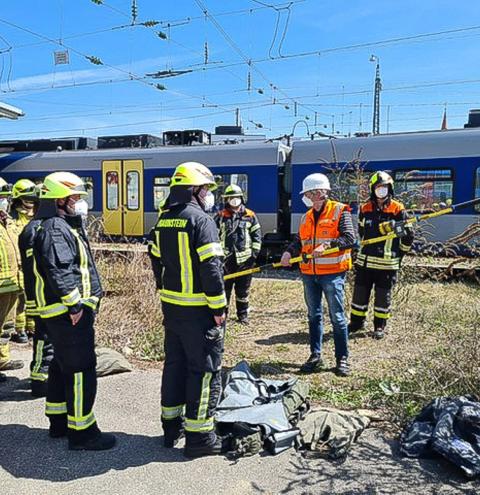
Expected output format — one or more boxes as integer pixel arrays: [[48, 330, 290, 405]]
[[0, 198, 9, 212], [73, 199, 89, 217], [201, 191, 215, 212], [302, 196, 313, 208], [228, 197, 242, 208], [375, 186, 389, 199]]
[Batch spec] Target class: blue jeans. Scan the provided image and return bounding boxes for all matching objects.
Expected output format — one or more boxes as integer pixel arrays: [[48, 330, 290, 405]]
[[302, 272, 349, 360]]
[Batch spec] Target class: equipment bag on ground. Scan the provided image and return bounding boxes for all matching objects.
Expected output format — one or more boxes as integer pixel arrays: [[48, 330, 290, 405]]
[[216, 361, 310, 457]]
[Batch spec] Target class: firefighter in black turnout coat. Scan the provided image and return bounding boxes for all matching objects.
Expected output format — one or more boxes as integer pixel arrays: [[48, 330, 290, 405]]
[[215, 184, 262, 325], [17, 183, 54, 398], [33, 172, 115, 451], [149, 161, 227, 458], [348, 172, 414, 339]]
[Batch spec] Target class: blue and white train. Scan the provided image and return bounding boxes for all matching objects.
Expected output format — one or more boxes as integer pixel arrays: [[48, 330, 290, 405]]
[[0, 127, 479, 247]]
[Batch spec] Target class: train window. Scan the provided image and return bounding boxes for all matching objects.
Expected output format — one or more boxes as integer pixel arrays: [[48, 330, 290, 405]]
[[80, 176, 94, 209], [153, 177, 170, 210], [126, 171, 140, 210], [106, 171, 119, 210], [214, 174, 248, 203], [475, 168, 480, 212], [394, 169, 453, 210], [328, 171, 371, 207]]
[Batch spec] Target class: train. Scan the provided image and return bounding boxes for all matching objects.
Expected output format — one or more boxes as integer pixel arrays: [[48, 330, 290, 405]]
[[0, 127, 479, 250]]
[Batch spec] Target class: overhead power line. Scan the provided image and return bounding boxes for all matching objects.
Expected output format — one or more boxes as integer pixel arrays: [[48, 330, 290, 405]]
[[165, 23, 480, 76], [0, 102, 274, 136]]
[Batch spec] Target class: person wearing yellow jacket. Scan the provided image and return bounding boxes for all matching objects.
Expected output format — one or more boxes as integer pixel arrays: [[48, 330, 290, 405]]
[[9, 179, 37, 343], [0, 177, 24, 380]]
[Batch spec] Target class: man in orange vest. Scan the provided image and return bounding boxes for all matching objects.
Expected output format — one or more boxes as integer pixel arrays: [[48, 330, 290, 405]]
[[280, 173, 356, 376]]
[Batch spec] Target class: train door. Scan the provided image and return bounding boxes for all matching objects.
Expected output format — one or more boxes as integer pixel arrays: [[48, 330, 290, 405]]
[[102, 160, 144, 236]]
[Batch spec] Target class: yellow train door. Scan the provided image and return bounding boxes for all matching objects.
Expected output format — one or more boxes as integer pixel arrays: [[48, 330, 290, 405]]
[[122, 159, 144, 236], [102, 160, 122, 235], [102, 159, 144, 236]]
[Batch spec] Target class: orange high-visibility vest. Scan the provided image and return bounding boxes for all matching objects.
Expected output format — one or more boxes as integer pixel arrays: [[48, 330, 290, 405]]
[[299, 200, 352, 275]]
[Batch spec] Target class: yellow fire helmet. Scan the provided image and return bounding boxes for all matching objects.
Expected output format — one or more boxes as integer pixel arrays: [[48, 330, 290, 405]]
[[40, 172, 88, 200], [12, 178, 37, 199], [170, 162, 217, 190], [0, 177, 12, 197], [222, 184, 244, 198]]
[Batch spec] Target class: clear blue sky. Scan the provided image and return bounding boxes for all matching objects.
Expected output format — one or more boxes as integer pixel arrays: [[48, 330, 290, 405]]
[[1, 0, 480, 140]]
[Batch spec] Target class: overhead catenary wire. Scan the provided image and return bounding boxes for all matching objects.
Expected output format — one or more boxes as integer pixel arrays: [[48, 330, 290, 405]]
[[0, 15, 270, 122], [0, 101, 274, 137], [169, 23, 480, 76], [194, 0, 317, 122]]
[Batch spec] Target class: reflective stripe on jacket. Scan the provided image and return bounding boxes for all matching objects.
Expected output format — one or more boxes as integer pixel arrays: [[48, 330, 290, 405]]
[[356, 199, 413, 271], [33, 215, 102, 319], [149, 200, 226, 317], [299, 200, 352, 275], [0, 217, 21, 294], [215, 206, 262, 265]]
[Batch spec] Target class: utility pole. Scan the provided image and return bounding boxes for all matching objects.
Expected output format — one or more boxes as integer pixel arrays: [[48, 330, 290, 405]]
[[235, 108, 240, 127], [370, 55, 382, 135]]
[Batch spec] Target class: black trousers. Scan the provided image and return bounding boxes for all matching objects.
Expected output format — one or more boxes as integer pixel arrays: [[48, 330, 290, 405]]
[[30, 316, 54, 385], [161, 308, 223, 444], [44, 309, 99, 443], [350, 266, 398, 331], [224, 259, 253, 320]]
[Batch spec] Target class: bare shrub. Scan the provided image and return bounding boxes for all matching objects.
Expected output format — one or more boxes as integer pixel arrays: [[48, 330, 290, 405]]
[[94, 247, 164, 362]]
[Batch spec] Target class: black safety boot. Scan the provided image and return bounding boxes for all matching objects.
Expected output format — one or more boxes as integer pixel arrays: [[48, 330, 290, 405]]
[[31, 381, 48, 398], [335, 356, 350, 377], [184, 435, 228, 458], [0, 359, 24, 371], [238, 317, 249, 326], [11, 332, 29, 344], [69, 432, 117, 451], [348, 322, 365, 334], [300, 353, 322, 373], [373, 328, 385, 340], [163, 418, 185, 448], [49, 416, 68, 438]]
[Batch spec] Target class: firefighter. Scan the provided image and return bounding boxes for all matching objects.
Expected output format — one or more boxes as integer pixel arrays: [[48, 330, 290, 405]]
[[348, 171, 414, 339], [18, 183, 54, 397], [33, 172, 115, 450], [0, 177, 24, 377], [9, 179, 38, 343], [215, 184, 262, 325], [280, 173, 355, 377], [149, 161, 227, 458]]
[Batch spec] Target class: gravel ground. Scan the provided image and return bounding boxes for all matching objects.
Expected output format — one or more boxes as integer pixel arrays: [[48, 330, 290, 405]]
[[0, 348, 478, 495]]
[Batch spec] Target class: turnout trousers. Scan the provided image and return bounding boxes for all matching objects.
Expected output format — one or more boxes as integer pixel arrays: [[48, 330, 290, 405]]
[[44, 308, 99, 443], [161, 308, 224, 445], [30, 316, 54, 387], [349, 266, 398, 331], [0, 292, 19, 366], [224, 259, 253, 321]]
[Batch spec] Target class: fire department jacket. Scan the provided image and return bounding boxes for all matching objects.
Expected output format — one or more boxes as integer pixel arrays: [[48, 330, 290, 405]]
[[356, 199, 414, 271], [214, 205, 262, 266], [18, 218, 42, 316], [149, 198, 227, 318], [0, 214, 22, 294], [33, 214, 102, 319]]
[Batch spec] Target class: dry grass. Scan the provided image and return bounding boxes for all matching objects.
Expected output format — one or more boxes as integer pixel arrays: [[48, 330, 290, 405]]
[[93, 248, 480, 425]]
